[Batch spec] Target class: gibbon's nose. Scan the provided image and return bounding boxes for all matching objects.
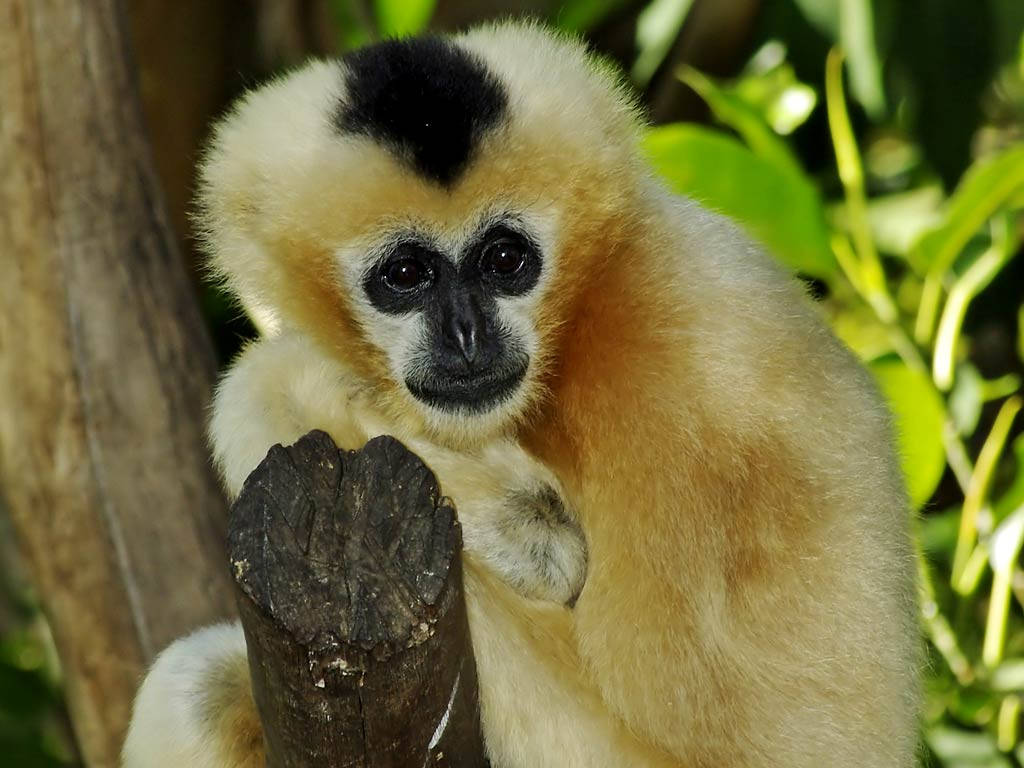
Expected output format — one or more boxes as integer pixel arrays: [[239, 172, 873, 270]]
[[442, 293, 486, 370]]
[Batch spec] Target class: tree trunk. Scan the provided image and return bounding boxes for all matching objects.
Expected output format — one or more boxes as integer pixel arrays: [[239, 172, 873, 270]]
[[0, 1, 237, 765], [231, 432, 489, 767]]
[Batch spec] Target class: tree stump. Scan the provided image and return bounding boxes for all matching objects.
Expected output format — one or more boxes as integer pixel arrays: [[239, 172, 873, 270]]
[[230, 431, 489, 768]]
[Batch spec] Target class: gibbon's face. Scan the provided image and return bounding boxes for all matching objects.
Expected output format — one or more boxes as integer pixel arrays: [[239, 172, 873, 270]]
[[199, 25, 644, 440], [331, 38, 560, 435], [355, 218, 544, 417]]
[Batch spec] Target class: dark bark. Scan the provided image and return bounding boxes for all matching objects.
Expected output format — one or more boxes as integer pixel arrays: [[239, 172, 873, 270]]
[[231, 431, 489, 768], [0, 2, 237, 764]]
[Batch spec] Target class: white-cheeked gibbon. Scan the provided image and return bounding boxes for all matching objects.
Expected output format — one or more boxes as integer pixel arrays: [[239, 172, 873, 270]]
[[122, 21, 919, 768]]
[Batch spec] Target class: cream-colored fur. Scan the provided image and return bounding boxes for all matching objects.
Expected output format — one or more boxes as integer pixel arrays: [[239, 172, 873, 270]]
[[123, 20, 919, 768]]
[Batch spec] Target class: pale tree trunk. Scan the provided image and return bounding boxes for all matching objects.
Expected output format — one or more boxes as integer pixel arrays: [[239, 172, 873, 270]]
[[0, 1, 237, 765]]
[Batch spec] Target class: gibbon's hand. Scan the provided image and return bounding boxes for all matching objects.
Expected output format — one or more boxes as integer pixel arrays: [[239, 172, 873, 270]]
[[406, 437, 587, 606]]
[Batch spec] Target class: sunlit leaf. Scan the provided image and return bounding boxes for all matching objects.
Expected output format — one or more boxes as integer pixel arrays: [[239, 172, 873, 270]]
[[953, 397, 1023, 590], [791, 0, 886, 116], [373, 0, 435, 37], [837, 0, 886, 117], [731, 43, 819, 135], [762, 83, 817, 135], [860, 185, 943, 258], [830, 305, 894, 362], [933, 216, 1018, 391], [644, 124, 835, 277], [632, 0, 695, 86], [984, 505, 1024, 666], [679, 67, 802, 174], [927, 725, 1013, 767], [826, 48, 897, 323], [991, 660, 1024, 692], [949, 364, 984, 436], [870, 359, 946, 508]]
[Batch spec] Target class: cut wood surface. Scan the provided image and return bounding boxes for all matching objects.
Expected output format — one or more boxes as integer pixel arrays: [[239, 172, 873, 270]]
[[231, 431, 489, 768], [0, 2, 237, 765]]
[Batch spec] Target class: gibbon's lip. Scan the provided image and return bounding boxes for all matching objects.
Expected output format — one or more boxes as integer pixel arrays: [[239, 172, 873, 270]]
[[406, 360, 528, 413]]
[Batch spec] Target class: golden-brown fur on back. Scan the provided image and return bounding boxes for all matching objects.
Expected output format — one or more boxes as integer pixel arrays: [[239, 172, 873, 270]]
[[125, 20, 919, 768]]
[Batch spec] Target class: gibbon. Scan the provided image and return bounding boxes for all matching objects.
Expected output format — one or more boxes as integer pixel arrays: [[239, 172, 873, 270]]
[[122, 21, 919, 768]]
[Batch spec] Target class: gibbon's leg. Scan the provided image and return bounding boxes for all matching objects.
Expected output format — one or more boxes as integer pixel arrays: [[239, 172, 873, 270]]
[[121, 623, 262, 768]]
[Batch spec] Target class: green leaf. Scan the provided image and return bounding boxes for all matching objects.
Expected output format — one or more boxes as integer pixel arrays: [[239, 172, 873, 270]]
[[949, 364, 984, 436], [830, 305, 894, 362], [632, 0, 696, 86], [837, 0, 886, 117], [791, 0, 887, 117], [373, 0, 435, 37], [553, 0, 632, 31], [733, 50, 818, 136], [994, 436, 1024, 520], [984, 504, 1024, 666], [932, 215, 1018, 391], [858, 185, 943, 258], [680, 67, 802, 174], [643, 124, 835, 277], [952, 397, 1022, 590], [926, 725, 1013, 767], [910, 144, 1024, 275], [328, 0, 374, 50], [918, 506, 962, 555], [1019, 304, 1024, 363], [991, 659, 1024, 692], [870, 359, 946, 508]]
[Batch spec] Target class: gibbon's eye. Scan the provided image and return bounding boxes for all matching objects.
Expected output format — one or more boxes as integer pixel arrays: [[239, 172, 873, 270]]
[[481, 239, 526, 277], [382, 257, 431, 292]]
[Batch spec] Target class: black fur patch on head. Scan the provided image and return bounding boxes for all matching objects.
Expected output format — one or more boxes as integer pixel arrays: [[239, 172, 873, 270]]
[[334, 37, 508, 186]]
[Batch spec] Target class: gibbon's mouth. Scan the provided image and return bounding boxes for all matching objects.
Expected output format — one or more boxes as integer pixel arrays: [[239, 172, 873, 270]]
[[406, 360, 528, 413]]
